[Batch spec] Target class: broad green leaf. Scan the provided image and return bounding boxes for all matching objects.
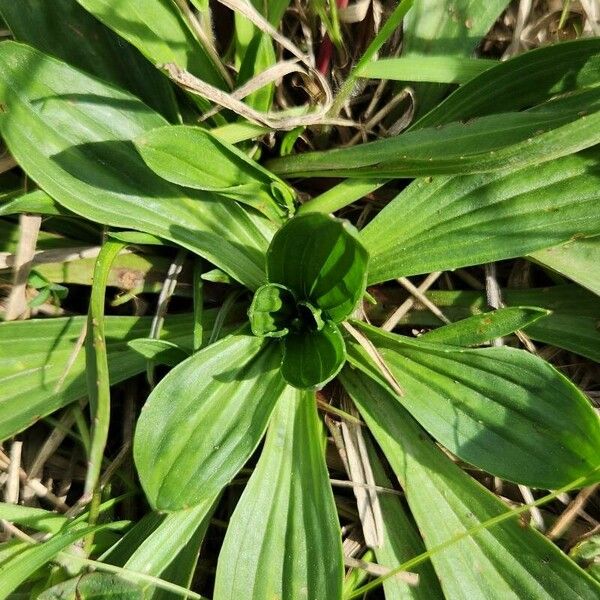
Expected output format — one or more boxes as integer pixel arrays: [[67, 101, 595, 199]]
[[414, 37, 600, 129], [134, 333, 287, 510], [0, 0, 177, 120], [0, 42, 273, 290], [268, 92, 600, 178], [76, 0, 226, 89], [0, 310, 234, 442], [267, 213, 369, 322], [135, 125, 294, 222], [127, 338, 190, 367], [361, 151, 600, 285], [38, 573, 143, 600], [346, 322, 600, 489], [365, 438, 443, 600], [402, 0, 511, 116], [248, 283, 296, 337], [360, 56, 496, 84], [281, 321, 345, 389], [341, 369, 600, 600], [213, 387, 343, 600], [420, 307, 549, 346], [0, 525, 110, 599], [530, 237, 600, 296]]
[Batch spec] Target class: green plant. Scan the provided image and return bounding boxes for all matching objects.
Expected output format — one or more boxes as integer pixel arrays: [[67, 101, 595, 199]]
[[0, 1, 599, 599]]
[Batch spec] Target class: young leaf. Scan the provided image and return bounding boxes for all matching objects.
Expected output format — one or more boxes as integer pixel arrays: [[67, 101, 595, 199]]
[[341, 369, 600, 600], [134, 333, 287, 510], [281, 321, 346, 389], [135, 125, 295, 222], [360, 151, 600, 284], [248, 283, 296, 338], [0, 42, 273, 290], [346, 322, 600, 489], [213, 387, 343, 600], [267, 213, 369, 323], [419, 307, 549, 346]]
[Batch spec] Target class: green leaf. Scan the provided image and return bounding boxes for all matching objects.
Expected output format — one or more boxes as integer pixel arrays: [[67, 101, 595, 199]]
[[0, 525, 112, 599], [414, 37, 600, 129], [365, 438, 443, 600], [0, 311, 236, 442], [127, 338, 190, 367], [76, 0, 227, 89], [134, 333, 287, 510], [0, 503, 66, 535], [268, 93, 600, 178], [346, 322, 600, 489], [0, 0, 178, 121], [248, 283, 296, 338], [0, 42, 273, 290], [402, 0, 511, 117], [281, 321, 345, 389], [267, 213, 369, 322], [341, 369, 600, 600], [0, 190, 72, 217], [135, 125, 294, 222], [360, 56, 496, 84], [530, 237, 600, 296], [38, 573, 143, 600], [361, 151, 600, 284], [213, 387, 343, 600], [419, 307, 549, 346]]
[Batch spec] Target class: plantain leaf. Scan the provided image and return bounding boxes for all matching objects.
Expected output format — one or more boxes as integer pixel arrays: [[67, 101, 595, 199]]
[[530, 237, 600, 297], [341, 369, 600, 600], [281, 321, 345, 389], [346, 321, 600, 489], [0, 42, 273, 290], [248, 283, 296, 338], [419, 307, 549, 346], [135, 125, 295, 222], [268, 91, 600, 178], [413, 37, 600, 129], [76, 0, 226, 89], [0, 0, 177, 120], [361, 151, 600, 285], [0, 311, 235, 442], [127, 338, 190, 367], [134, 333, 287, 510], [213, 387, 343, 600], [267, 213, 369, 323]]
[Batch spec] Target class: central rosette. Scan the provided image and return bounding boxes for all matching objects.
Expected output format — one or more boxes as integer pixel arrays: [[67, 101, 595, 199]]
[[248, 213, 369, 389]]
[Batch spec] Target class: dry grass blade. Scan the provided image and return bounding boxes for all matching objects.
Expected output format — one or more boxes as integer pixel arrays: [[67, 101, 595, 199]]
[[343, 321, 404, 397], [340, 402, 384, 548], [344, 555, 419, 586], [381, 271, 443, 331], [4, 214, 42, 320], [548, 484, 599, 540], [0, 246, 103, 269], [163, 63, 350, 129]]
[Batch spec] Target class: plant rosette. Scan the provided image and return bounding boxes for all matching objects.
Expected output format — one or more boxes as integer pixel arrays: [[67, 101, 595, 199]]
[[248, 212, 369, 389]]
